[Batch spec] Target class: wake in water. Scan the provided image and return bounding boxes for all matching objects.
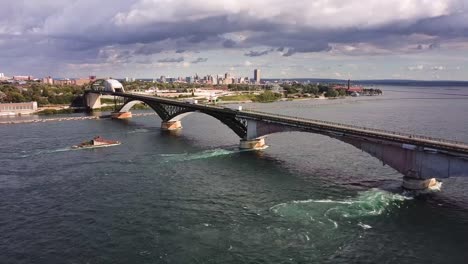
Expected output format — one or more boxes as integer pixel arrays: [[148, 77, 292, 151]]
[[161, 148, 238, 162], [271, 188, 412, 230], [127, 128, 151, 134], [160, 146, 261, 162], [19, 147, 73, 158]]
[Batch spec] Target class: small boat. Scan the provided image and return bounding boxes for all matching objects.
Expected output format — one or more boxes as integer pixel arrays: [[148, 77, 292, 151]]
[[72, 136, 121, 149]]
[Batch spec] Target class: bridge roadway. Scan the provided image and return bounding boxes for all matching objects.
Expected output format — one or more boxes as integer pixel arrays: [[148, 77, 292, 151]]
[[110, 91, 468, 153], [90, 91, 468, 190]]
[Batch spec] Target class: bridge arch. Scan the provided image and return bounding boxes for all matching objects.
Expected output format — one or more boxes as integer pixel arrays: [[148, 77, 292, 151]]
[[119, 100, 144, 113], [118, 99, 247, 138]]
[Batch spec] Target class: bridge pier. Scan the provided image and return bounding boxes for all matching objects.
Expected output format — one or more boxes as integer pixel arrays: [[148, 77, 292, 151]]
[[402, 177, 441, 191], [161, 120, 182, 131], [85, 92, 101, 110], [111, 111, 132, 119], [239, 137, 267, 150]]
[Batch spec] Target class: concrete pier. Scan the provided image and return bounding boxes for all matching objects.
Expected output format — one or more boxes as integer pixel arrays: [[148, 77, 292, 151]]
[[402, 177, 441, 191], [239, 138, 267, 150], [161, 120, 182, 131], [85, 92, 102, 110], [111, 111, 132, 119]]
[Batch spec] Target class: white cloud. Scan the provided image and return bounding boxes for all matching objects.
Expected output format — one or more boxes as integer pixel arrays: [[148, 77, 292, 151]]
[[431, 66, 445, 70], [408, 65, 425, 71], [113, 0, 456, 29]]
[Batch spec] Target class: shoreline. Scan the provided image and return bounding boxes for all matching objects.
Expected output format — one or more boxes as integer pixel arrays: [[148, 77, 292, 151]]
[[0, 112, 156, 125]]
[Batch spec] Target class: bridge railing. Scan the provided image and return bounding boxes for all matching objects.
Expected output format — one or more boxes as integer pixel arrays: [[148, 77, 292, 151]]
[[241, 109, 468, 147], [111, 92, 468, 147]]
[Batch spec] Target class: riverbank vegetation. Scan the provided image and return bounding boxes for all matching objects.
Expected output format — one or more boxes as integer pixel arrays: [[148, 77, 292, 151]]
[[0, 83, 84, 106], [219, 91, 282, 103]]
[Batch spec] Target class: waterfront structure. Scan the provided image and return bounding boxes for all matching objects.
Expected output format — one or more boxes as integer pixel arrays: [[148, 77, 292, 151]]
[[85, 89, 468, 191], [254, 69, 260, 84], [0, 101, 38, 115]]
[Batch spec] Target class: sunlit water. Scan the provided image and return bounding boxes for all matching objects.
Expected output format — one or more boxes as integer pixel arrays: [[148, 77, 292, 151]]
[[1, 86, 468, 263]]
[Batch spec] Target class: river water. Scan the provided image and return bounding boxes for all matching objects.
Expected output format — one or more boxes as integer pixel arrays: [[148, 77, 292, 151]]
[[1, 86, 468, 263]]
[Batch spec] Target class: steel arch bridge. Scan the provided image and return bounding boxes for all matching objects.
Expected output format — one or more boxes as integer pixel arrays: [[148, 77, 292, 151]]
[[85, 90, 468, 191]]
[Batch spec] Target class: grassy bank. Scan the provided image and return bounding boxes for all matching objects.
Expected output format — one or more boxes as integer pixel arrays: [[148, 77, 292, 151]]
[[219, 91, 282, 103]]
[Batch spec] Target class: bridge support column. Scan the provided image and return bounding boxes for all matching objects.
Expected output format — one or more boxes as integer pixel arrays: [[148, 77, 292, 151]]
[[85, 93, 101, 110], [161, 120, 182, 131], [111, 111, 132, 119], [402, 177, 442, 191], [239, 137, 267, 150]]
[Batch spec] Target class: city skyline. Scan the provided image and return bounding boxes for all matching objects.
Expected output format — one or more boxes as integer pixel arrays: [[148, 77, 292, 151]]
[[1, 1, 468, 80]]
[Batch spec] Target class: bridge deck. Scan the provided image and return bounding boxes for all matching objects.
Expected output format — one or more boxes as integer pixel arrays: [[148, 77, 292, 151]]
[[102, 91, 468, 155]]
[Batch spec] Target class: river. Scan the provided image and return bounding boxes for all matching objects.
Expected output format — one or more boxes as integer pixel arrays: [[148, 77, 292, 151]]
[[1, 86, 468, 263]]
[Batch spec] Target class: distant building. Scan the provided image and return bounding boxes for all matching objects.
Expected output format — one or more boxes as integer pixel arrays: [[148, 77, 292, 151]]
[[0, 102, 38, 116], [13, 75, 32, 81], [42, 76, 53, 84], [53, 78, 72, 85], [254, 69, 260, 84], [71, 78, 91, 86], [0, 73, 4, 78], [160, 76, 166, 83]]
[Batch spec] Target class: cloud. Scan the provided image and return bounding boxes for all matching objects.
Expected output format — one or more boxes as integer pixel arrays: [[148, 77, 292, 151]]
[[191, 57, 208, 64], [244, 49, 273, 57], [157, 57, 184, 63], [222, 39, 236, 48], [408, 65, 425, 71], [431, 66, 445, 70], [1, 0, 468, 76]]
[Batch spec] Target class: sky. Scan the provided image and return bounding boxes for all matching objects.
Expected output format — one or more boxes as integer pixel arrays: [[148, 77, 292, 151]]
[[1, 0, 468, 80]]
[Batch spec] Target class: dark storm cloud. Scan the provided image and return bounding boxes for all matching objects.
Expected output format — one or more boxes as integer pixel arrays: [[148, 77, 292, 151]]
[[2, 0, 468, 75], [134, 45, 163, 55], [222, 39, 236, 48], [244, 49, 273, 57], [191, 57, 208, 64], [157, 57, 184, 63]]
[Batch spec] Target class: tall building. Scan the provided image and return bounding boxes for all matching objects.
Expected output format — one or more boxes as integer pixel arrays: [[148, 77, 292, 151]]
[[254, 69, 261, 84], [42, 76, 53, 84]]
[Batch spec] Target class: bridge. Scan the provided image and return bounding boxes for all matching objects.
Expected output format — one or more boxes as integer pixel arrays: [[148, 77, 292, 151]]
[[85, 90, 468, 191]]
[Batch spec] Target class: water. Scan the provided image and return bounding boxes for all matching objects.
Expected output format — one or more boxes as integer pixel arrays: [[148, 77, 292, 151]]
[[1, 86, 468, 263]]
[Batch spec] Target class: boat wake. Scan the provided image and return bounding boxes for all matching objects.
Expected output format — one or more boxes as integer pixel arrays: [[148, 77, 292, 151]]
[[19, 148, 73, 158], [127, 128, 151, 134], [161, 148, 238, 162], [270, 188, 412, 230]]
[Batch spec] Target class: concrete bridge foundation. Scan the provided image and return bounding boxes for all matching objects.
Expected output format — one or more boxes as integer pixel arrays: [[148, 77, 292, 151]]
[[161, 120, 182, 131], [85, 92, 101, 110], [402, 177, 441, 191], [111, 111, 132, 119], [239, 138, 267, 150]]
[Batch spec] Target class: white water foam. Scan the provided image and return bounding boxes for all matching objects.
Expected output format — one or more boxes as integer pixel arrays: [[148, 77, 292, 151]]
[[161, 148, 237, 162], [270, 188, 412, 229], [19, 148, 72, 158]]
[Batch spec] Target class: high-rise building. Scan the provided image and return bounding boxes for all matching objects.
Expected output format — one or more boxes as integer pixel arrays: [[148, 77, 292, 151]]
[[42, 76, 53, 84], [254, 69, 261, 84]]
